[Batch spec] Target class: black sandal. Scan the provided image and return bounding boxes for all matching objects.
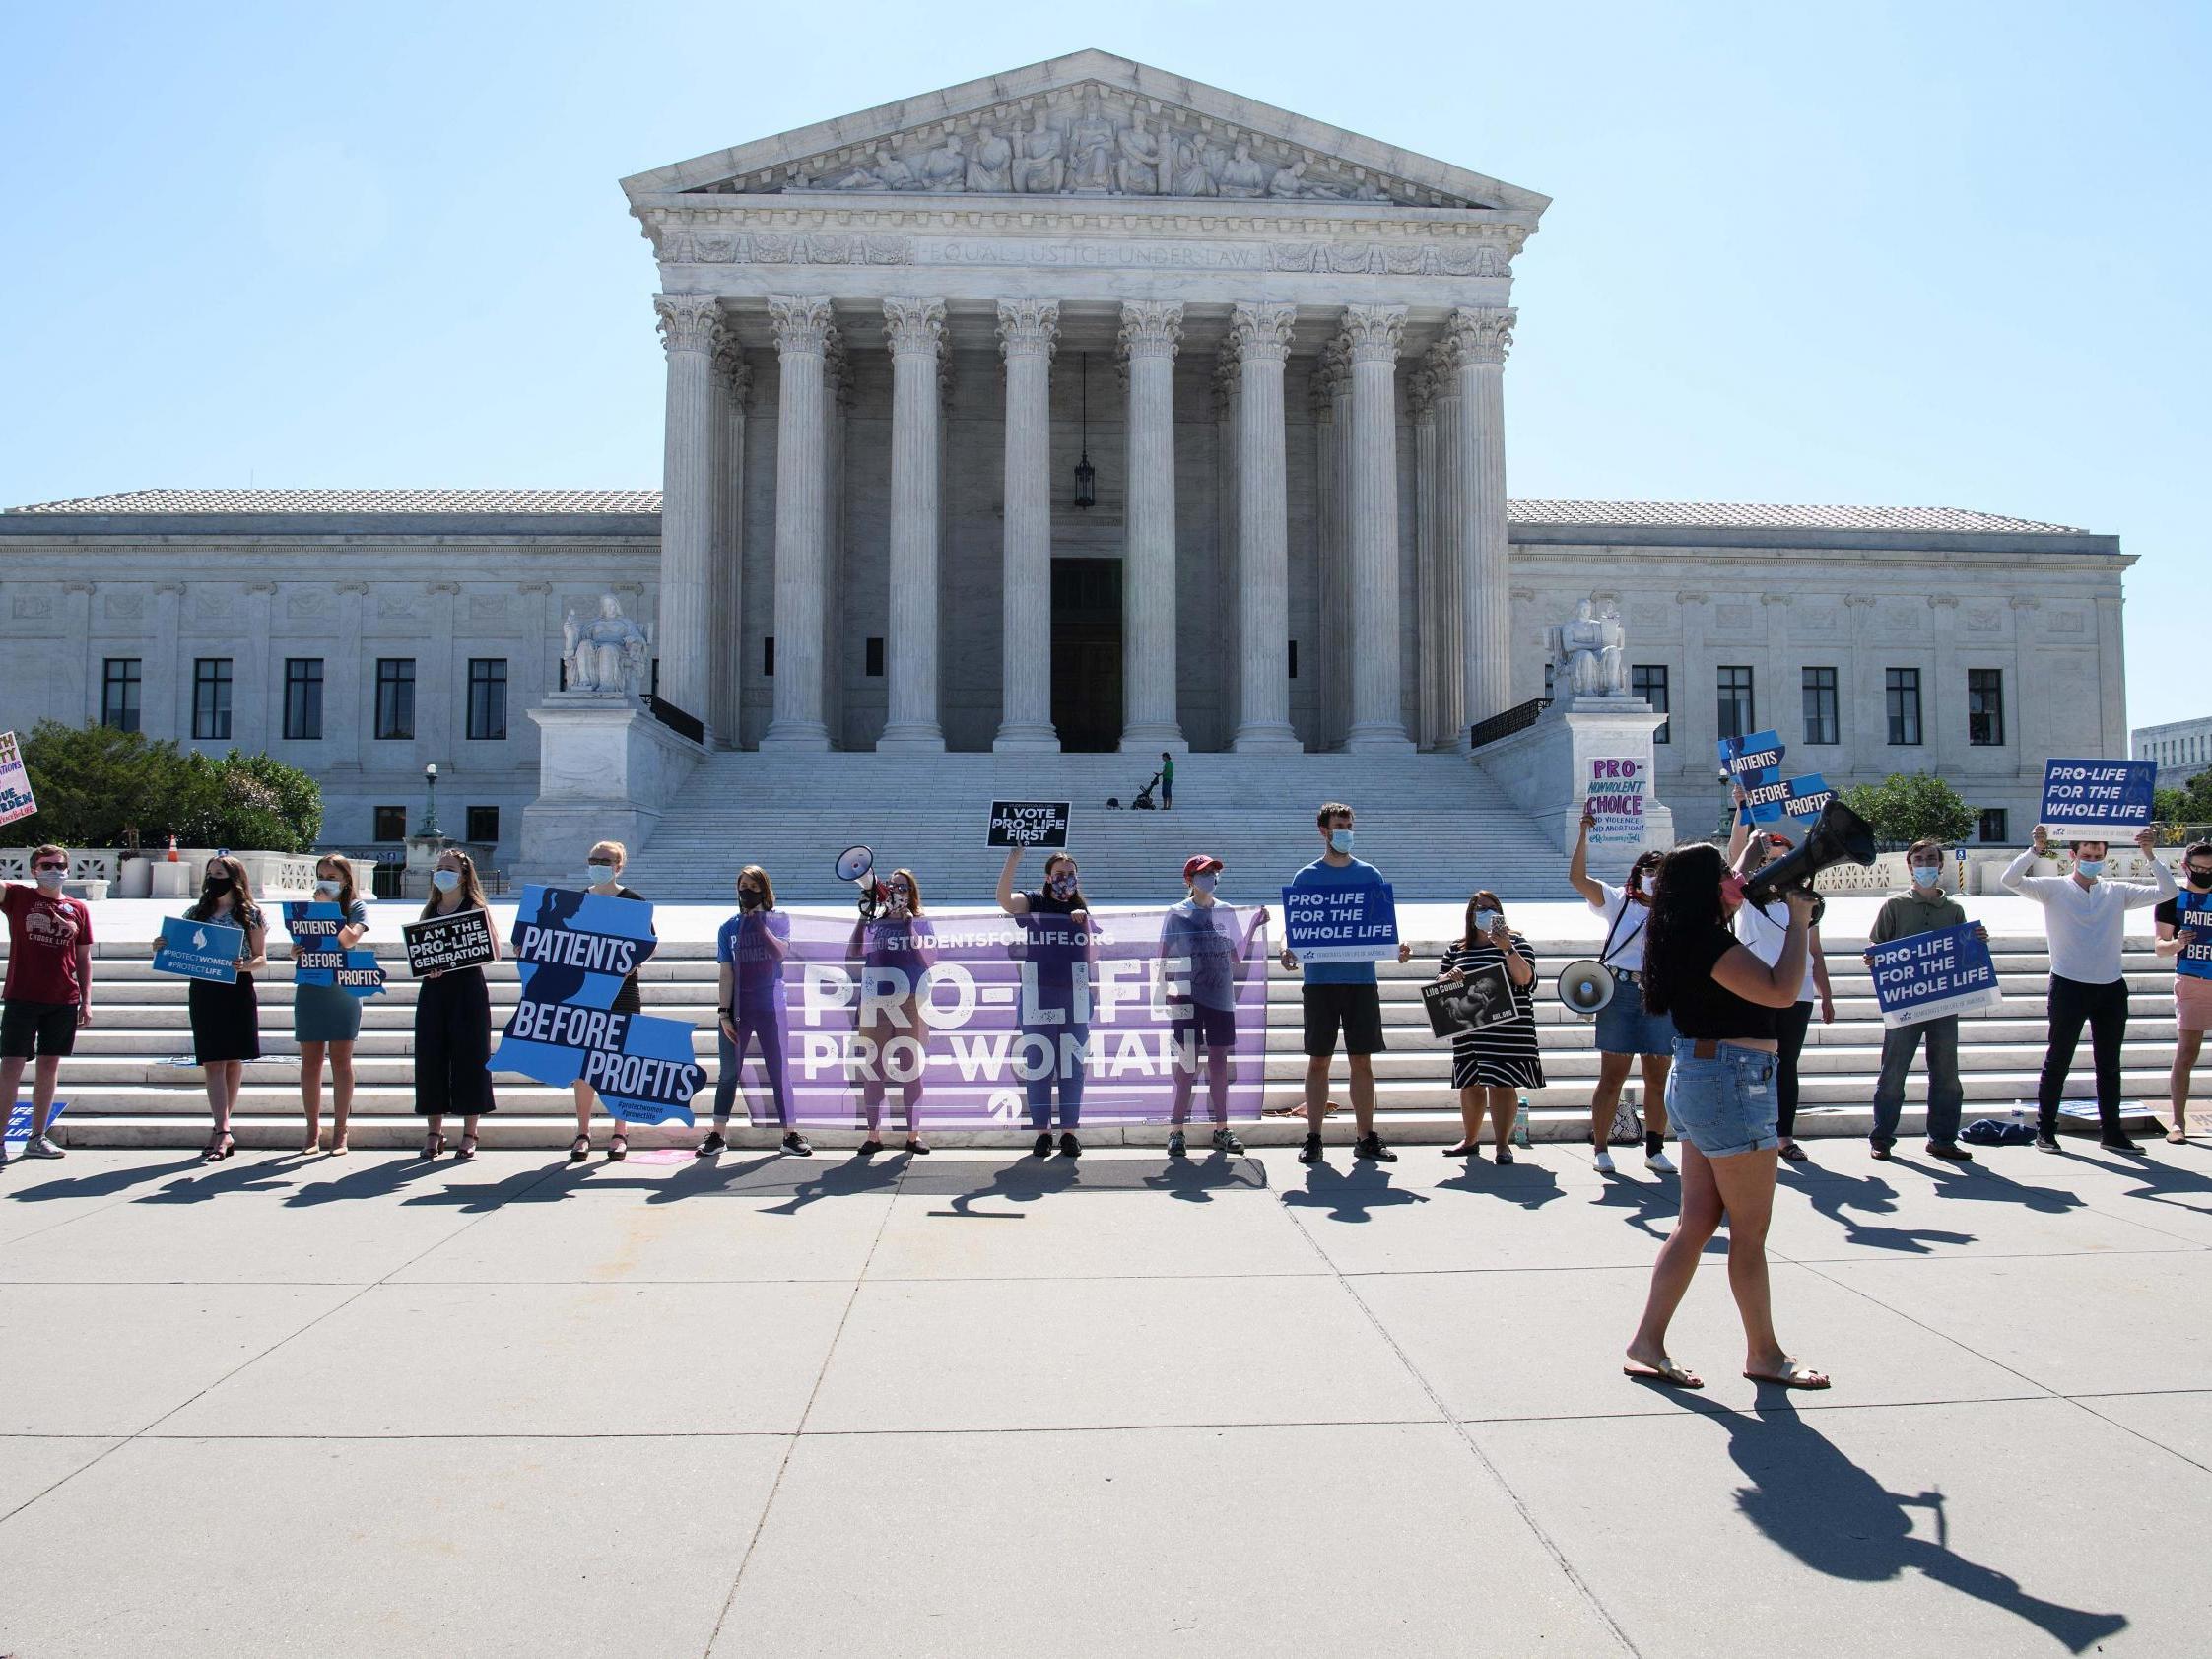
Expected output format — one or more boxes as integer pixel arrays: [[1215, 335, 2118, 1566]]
[[421, 1132, 445, 1160], [202, 1132, 235, 1162], [569, 1134, 591, 1162], [608, 1133, 629, 1161], [457, 1134, 478, 1161]]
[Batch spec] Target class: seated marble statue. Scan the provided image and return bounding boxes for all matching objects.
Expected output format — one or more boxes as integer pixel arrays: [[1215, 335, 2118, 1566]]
[[1217, 141, 1269, 198], [830, 146, 916, 190], [1268, 159, 1342, 199], [564, 594, 653, 696], [1171, 133, 1219, 197], [966, 125, 1014, 192], [1115, 115, 1164, 194], [1547, 598, 1629, 697], [918, 135, 967, 190], [1012, 112, 1064, 193]]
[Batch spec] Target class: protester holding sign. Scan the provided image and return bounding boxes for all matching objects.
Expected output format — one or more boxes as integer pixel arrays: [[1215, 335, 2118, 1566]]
[[1863, 840, 1984, 1162], [151, 857, 266, 1161], [1159, 855, 1266, 1159], [1281, 801, 1413, 1165], [1568, 807, 1675, 1175], [2152, 840, 2212, 1145], [1437, 892, 1540, 1162], [998, 846, 1093, 1158], [289, 855, 370, 1156], [415, 849, 499, 1160], [567, 841, 649, 1161], [847, 865, 935, 1156], [701, 864, 806, 1159], [1728, 816, 1834, 1161], [1, 843, 92, 1164], [1626, 842, 1827, 1393], [2003, 823, 2175, 1153]]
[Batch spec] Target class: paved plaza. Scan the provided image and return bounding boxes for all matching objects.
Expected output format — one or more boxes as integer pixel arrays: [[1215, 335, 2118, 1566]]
[[3, 1135, 2209, 1657]]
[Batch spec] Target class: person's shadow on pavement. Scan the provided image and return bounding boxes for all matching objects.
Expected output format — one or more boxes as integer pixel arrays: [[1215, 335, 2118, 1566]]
[[1723, 1401, 2126, 1653], [1279, 1158, 1430, 1225], [1778, 1163, 1977, 1256]]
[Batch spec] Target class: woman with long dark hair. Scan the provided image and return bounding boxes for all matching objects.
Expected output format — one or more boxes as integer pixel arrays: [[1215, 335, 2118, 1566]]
[[1623, 842, 1828, 1392], [415, 847, 499, 1159], [847, 865, 934, 1156], [998, 846, 1093, 1159], [1568, 810, 1675, 1175], [154, 855, 267, 1161], [1728, 824, 1834, 1161], [1438, 890, 1540, 1161], [701, 863, 807, 1158]]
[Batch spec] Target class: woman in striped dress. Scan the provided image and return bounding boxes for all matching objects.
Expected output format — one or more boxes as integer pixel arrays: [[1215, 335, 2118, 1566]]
[[1439, 890, 1542, 1161]]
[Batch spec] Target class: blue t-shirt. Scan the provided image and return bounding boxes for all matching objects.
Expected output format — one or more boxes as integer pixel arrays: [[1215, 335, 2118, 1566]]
[[1162, 897, 1240, 1011], [1288, 856, 1390, 985], [715, 909, 791, 1019]]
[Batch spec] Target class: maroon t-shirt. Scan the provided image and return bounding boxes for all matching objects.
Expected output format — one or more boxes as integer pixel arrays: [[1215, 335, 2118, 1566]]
[[3, 883, 93, 1005]]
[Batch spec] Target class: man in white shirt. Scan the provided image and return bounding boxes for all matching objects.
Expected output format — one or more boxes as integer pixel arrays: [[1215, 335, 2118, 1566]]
[[2002, 824, 2175, 1152]]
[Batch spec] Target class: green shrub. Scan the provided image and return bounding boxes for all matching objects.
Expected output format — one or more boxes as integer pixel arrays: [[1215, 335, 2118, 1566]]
[[0, 722, 321, 852], [1839, 771, 1978, 847]]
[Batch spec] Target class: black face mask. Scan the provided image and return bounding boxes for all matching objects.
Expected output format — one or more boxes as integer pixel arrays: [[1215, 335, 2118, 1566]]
[[739, 890, 763, 909], [2188, 869, 2212, 890], [203, 877, 233, 897]]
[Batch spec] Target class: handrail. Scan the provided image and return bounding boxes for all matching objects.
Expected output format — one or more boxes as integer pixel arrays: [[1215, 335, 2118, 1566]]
[[1468, 697, 1552, 752], [644, 694, 704, 746]]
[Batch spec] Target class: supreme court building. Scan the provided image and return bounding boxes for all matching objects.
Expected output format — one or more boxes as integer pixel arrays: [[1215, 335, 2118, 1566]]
[[0, 51, 2135, 871]]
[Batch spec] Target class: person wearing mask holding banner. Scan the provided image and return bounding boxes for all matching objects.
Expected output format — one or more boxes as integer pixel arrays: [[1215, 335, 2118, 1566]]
[[1, 844, 93, 1163], [569, 840, 650, 1162], [701, 864, 807, 1159], [416, 848, 499, 1160], [998, 846, 1092, 1159], [1160, 854, 1266, 1158], [2153, 840, 2212, 1144], [848, 865, 935, 1156], [1625, 842, 1827, 1392], [1568, 807, 1675, 1175], [2004, 823, 2174, 1152], [1438, 891, 1540, 1162], [1282, 802, 1414, 1165], [1863, 840, 1984, 1162], [293, 854, 369, 1156], [154, 856, 267, 1162], [1728, 805, 1834, 1161]]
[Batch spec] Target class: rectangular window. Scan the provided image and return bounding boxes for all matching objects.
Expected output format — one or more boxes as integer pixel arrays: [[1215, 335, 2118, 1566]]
[[466, 805, 500, 844], [375, 658, 416, 741], [1968, 668, 2005, 747], [283, 658, 324, 741], [101, 658, 142, 733], [467, 658, 508, 741], [1886, 667, 1922, 746], [864, 637, 885, 678], [1978, 808, 2009, 844], [373, 806, 407, 842], [1632, 664, 1669, 744], [1716, 666, 1755, 743], [1543, 662, 1556, 700], [763, 635, 775, 677], [1800, 667, 1839, 746], [192, 658, 233, 741]]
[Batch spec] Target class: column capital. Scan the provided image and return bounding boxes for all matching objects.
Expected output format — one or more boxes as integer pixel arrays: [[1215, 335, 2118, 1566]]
[[653, 293, 723, 356], [995, 298, 1060, 360], [882, 296, 947, 359], [1407, 365, 1437, 423], [767, 294, 835, 356], [1118, 299, 1184, 362], [1211, 350, 1241, 419], [713, 338, 752, 403], [1228, 300, 1297, 363], [1339, 303, 1407, 365], [824, 330, 853, 413], [1443, 305, 1517, 367], [1422, 342, 1461, 400]]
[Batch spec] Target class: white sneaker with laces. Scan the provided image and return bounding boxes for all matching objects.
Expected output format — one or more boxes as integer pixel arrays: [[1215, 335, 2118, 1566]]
[[24, 1134, 65, 1160], [1644, 1149, 1677, 1174], [1593, 1147, 1616, 1174]]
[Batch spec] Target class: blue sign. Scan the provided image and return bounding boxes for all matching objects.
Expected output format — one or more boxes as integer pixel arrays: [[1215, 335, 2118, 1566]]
[[2041, 759, 2157, 837], [283, 903, 385, 1000], [1720, 730, 1788, 824], [153, 915, 245, 984], [1783, 774, 1835, 820], [496, 886, 705, 1126], [1280, 870, 1398, 964], [5, 1099, 66, 1143], [1867, 923, 2002, 1029]]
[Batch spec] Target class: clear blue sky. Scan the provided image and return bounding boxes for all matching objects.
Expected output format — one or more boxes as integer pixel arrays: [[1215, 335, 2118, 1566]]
[[1, 1, 2200, 728]]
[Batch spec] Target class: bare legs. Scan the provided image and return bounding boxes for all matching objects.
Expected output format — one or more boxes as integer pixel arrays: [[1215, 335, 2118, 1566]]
[[0, 1054, 61, 1139], [203, 1059, 242, 1148], [2171, 1029, 2202, 1140], [1449, 1084, 1517, 1156], [1588, 1050, 1672, 1147], [298, 1040, 353, 1153]]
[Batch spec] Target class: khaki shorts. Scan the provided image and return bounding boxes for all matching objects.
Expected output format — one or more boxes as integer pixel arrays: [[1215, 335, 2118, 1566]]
[[2177, 974, 2212, 1035]]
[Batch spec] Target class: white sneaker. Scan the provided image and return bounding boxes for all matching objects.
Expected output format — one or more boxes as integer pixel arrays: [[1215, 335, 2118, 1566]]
[[1593, 1147, 1616, 1174], [1644, 1149, 1677, 1175], [23, 1134, 65, 1160]]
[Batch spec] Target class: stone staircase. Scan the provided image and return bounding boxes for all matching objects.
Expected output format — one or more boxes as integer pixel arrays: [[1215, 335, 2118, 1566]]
[[13, 931, 2184, 1152], [614, 752, 1573, 902]]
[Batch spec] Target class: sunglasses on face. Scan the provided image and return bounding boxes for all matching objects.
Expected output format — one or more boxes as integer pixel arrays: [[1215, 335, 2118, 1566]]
[[34, 862, 67, 873]]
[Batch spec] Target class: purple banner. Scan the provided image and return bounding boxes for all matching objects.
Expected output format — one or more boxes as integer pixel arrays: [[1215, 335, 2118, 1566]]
[[718, 903, 1272, 1129]]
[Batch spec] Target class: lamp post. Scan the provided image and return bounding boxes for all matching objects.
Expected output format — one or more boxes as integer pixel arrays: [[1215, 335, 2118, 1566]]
[[422, 763, 442, 839]]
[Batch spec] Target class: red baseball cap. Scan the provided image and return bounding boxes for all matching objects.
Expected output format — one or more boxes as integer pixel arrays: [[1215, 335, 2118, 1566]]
[[1181, 854, 1224, 882]]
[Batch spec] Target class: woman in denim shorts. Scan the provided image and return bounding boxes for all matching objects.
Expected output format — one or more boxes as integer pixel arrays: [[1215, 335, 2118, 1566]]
[[1623, 842, 1829, 1393]]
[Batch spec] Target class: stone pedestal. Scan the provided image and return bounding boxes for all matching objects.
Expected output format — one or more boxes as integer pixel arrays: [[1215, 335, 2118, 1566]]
[[520, 693, 706, 882], [1473, 695, 1676, 874]]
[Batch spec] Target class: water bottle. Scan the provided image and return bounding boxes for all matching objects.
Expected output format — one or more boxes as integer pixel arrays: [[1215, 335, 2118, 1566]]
[[1512, 1097, 1532, 1149]]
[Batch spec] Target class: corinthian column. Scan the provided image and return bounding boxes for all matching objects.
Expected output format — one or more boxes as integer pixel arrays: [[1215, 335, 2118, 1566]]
[[993, 299, 1060, 751], [760, 295, 834, 750], [1341, 304, 1414, 751], [653, 293, 722, 732], [1230, 301, 1300, 753], [1425, 344, 1466, 746], [709, 338, 750, 748], [1447, 306, 1516, 735], [878, 297, 947, 751], [1118, 299, 1185, 753]]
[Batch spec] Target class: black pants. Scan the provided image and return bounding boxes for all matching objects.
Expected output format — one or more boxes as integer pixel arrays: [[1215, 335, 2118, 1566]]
[[1774, 998, 1814, 1139], [2036, 974, 2128, 1137], [415, 968, 496, 1117]]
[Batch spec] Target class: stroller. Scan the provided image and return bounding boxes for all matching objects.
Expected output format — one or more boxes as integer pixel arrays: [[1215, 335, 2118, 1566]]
[[1128, 769, 1163, 811]]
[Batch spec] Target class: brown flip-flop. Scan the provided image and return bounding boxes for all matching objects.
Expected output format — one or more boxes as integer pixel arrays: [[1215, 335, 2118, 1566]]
[[1744, 1361, 1831, 1390], [1623, 1360, 1704, 1390]]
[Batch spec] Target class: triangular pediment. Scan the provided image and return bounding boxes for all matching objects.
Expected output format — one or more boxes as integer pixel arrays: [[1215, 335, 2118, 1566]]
[[621, 49, 1547, 216]]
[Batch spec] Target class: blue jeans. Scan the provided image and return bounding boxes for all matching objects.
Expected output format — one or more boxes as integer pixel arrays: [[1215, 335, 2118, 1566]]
[[1871, 1016, 1963, 1149], [1024, 983, 1087, 1130], [715, 1012, 792, 1128], [1665, 1039, 1779, 1159]]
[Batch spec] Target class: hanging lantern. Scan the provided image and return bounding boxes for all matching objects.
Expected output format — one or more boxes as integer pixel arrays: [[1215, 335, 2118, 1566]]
[[1072, 351, 1097, 510]]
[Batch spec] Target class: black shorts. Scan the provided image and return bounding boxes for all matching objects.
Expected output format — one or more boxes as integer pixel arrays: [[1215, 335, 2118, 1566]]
[[1173, 1003, 1239, 1051], [1, 999, 78, 1060], [1302, 982, 1385, 1058]]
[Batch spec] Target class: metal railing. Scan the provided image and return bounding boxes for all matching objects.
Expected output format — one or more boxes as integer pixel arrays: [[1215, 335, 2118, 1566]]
[[1468, 697, 1552, 752], [645, 694, 704, 746]]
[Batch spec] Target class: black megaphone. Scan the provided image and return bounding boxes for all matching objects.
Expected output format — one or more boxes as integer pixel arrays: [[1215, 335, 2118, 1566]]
[[1743, 800, 1877, 903]]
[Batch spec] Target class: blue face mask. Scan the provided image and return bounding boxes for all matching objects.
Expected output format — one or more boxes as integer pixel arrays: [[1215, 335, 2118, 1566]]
[[1192, 871, 1219, 896], [315, 878, 343, 897], [582, 863, 615, 887], [433, 869, 461, 893], [1329, 830, 1355, 855], [2075, 859, 2105, 880], [1910, 864, 1940, 888]]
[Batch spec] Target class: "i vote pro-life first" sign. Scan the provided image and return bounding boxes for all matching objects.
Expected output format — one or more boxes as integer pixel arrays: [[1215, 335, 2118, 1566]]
[[985, 801, 1073, 850]]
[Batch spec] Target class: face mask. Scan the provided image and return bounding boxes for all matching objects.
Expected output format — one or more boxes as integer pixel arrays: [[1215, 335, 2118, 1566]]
[[433, 869, 461, 894], [34, 866, 66, 890], [1192, 871, 1219, 896], [583, 863, 615, 886], [315, 878, 343, 897], [1048, 873, 1077, 898], [738, 888, 763, 909], [2188, 868, 2212, 891], [203, 876, 233, 897], [1910, 865, 1940, 888], [2075, 859, 2105, 880], [1329, 830, 1355, 855]]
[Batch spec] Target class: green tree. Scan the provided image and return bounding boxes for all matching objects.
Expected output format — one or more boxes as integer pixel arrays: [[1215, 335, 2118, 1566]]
[[0, 722, 322, 852], [1839, 771, 1978, 847]]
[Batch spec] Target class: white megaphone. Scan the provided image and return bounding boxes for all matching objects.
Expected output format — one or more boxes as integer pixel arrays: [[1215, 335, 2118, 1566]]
[[1556, 959, 1614, 1021], [835, 844, 880, 918]]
